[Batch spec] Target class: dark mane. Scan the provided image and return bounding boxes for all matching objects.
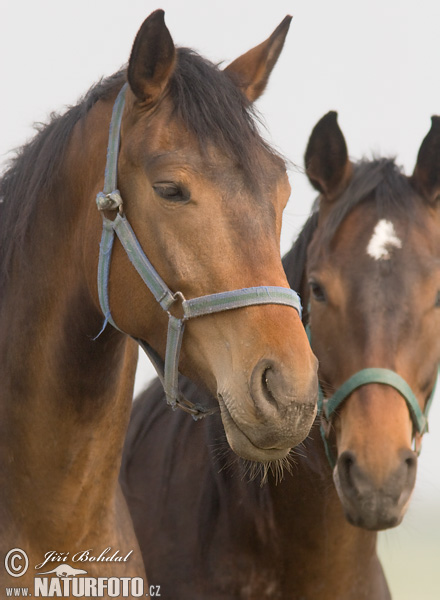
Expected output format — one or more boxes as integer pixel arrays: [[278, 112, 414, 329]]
[[282, 211, 319, 303], [0, 70, 126, 285], [0, 47, 280, 284], [320, 158, 418, 248]]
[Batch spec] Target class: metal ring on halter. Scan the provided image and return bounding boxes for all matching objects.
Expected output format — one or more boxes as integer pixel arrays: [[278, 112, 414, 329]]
[[167, 291, 187, 319], [173, 291, 186, 303], [174, 394, 218, 418]]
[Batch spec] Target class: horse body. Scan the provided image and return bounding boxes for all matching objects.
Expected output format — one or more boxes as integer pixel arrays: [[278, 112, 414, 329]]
[[0, 11, 318, 593], [121, 114, 440, 598]]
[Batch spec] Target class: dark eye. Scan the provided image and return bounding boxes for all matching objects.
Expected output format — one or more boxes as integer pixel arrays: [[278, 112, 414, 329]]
[[435, 291, 440, 308], [309, 280, 327, 303], [153, 182, 190, 203]]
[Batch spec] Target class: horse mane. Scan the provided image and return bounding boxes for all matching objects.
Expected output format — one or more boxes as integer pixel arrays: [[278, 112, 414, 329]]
[[170, 48, 279, 178], [0, 70, 125, 286], [0, 48, 280, 285], [282, 211, 319, 300], [319, 157, 419, 249]]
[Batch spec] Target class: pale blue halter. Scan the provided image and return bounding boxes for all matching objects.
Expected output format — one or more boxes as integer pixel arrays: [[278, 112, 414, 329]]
[[95, 83, 303, 419]]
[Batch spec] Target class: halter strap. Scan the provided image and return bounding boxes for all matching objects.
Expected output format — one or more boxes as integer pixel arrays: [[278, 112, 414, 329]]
[[95, 83, 303, 419], [323, 368, 429, 434], [307, 322, 435, 468]]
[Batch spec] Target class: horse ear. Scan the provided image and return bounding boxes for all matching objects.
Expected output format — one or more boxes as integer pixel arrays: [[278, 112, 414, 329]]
[[304, 111, 351, 201], [224, 16, 292, 102], [127, 10, 176, 105], [411, 116, 440, 204]]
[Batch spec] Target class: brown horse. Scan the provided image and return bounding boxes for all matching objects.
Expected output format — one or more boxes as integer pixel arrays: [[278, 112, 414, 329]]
[[120, 113, 440, 599], [0, 10, 318, 592]]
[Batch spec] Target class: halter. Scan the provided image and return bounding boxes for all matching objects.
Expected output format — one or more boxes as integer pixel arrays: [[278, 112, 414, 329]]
[[95, 83, 303, 419], [306, 324, 436, 468]]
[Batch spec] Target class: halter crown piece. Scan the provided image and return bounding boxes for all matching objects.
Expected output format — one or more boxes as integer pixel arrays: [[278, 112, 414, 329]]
[[95, 83, 303, 419]]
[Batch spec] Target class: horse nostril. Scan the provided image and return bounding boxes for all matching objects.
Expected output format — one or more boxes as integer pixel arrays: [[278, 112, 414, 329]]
[[401, 448, 418, 480], [250, 359, 282, 413], [405, 455, 416, 469], [261, 366, 279, 409], [338, 450, 356, 490], [339, 450, 355, 470]]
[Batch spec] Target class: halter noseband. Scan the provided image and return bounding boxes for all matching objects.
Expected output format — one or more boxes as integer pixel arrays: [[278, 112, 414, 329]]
[[95, 83, 303, 419], [307, 323, 436, 468]]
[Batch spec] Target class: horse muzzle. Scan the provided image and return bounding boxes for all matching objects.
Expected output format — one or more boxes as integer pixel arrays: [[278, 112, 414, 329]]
[[334, 448, 417, 530], [217, 359, 318, 462]]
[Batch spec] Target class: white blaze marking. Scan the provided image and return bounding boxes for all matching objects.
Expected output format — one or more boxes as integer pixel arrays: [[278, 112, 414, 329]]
[[367, 219, 402, 260]]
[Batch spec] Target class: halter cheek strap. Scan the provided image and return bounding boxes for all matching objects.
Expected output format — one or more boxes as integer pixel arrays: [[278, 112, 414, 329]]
[[95, 83, 303, 419]]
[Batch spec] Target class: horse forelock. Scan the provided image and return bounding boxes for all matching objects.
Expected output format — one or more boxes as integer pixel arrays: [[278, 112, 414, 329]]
[[169, 48, 284, 188], [319, 158, 421, 251]]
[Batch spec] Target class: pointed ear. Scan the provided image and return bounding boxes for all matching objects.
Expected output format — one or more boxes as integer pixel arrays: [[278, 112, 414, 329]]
[[224, 16, 292, 102], [127, 10, 176, 105], [411, 116, 440, 204], [304, 111, 352, 201]]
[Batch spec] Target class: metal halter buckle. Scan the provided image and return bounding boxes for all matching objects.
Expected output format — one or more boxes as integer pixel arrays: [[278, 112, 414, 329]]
[[96, 191, 123, 212]]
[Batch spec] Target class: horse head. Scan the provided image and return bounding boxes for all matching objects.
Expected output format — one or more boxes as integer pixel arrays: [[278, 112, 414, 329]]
[[84, 11, 318, 461], [304, 111, 440, 529]]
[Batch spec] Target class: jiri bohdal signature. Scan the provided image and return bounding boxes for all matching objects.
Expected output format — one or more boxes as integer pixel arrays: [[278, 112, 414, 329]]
[[35, 548, 133, 570]]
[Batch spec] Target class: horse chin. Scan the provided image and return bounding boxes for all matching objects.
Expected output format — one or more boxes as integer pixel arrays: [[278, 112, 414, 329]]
[[217, 396, 291, 462], [340, 498, 408, 531], [333, 464, 414, 531]]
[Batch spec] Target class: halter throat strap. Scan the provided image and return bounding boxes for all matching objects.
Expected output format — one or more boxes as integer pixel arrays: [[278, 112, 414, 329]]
[[95, 83, 303, 419]]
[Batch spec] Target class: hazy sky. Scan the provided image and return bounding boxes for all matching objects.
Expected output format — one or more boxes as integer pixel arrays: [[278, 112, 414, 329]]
[[1, 1, 439, 596]]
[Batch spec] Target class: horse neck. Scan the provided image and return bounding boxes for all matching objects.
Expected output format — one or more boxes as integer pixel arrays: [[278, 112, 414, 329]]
[[280, 218, 382, 587], [262, 431, 383, 594], [204, 417, 382, 592], [0, 100, 138, 546]]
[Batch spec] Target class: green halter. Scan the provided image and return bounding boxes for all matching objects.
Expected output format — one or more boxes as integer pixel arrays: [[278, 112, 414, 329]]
[[307, 323, 436, 468]]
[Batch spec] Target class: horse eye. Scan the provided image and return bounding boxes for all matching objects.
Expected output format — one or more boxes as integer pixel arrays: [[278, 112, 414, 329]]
[[435, 291, 440, 308], [153, 183, 190, 203], [309, 280, 327, 303]]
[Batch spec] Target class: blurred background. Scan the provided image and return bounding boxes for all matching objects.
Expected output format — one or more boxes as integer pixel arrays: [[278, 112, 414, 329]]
[[1, 1, 439, 597]]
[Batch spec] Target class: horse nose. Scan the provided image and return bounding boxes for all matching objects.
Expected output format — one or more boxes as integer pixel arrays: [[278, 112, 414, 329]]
[[336, 449, 418, 530], [248, 357, 318, 449]]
